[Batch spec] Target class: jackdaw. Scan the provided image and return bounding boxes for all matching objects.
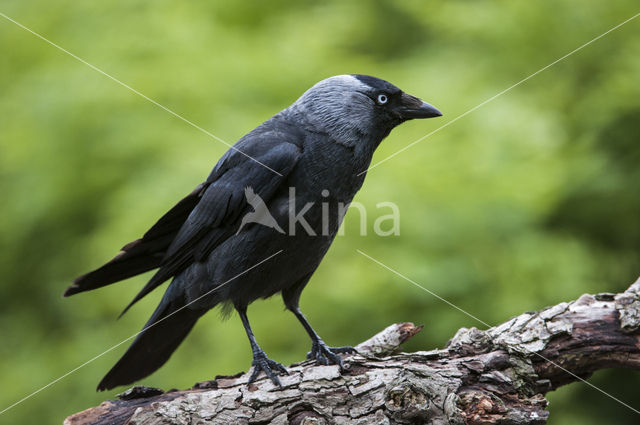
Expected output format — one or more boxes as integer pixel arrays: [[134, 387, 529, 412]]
[[65, 75, 442, 390]]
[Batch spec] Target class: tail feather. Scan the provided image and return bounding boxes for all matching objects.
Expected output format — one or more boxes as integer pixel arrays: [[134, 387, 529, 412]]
[[97, 296, 205, 391]]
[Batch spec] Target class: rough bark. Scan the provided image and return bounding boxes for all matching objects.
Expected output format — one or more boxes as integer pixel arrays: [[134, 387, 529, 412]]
[[64, 278, 640, 425]]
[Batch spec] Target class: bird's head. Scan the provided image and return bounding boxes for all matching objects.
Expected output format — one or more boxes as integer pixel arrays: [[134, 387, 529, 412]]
[[291, 74, 442, 145]]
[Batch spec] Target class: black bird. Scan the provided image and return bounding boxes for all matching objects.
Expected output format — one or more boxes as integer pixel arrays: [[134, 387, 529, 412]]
[[65, 75, 442, 390]]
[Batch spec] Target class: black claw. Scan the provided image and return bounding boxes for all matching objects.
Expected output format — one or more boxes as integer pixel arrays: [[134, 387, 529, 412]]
[[307, 342, 356, 370], [248, 353, 288, 387], [331, 346, 358, 354]]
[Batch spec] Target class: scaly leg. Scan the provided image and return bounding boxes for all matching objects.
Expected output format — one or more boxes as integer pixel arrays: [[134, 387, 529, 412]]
[[291, 307, 356, 369], [237, 306, 288, 386]]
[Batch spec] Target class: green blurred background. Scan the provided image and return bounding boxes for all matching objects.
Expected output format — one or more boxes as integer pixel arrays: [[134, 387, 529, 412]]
[[1, 0, 639, 423]]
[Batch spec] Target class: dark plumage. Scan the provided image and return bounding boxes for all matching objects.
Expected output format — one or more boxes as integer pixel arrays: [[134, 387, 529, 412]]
[[65, 75, 441, 390]]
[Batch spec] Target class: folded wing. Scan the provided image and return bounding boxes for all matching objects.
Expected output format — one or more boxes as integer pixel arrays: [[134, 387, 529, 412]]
[[65, 132, 302, 317]]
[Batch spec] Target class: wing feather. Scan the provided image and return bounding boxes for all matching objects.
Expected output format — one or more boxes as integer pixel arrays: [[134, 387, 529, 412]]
[[119, 138, 302, 315]]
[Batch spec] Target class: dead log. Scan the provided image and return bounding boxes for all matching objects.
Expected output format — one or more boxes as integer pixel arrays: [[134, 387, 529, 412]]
[[64, 277, 640, 424]]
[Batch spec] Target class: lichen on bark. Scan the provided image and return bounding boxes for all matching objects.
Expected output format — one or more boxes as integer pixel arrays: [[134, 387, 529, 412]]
[[65, 277, 640, 425]]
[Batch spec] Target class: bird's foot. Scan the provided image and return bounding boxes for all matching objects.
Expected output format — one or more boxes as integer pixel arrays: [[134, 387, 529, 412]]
[[307, 340, 357, 369], [248, 351, 288, 387]]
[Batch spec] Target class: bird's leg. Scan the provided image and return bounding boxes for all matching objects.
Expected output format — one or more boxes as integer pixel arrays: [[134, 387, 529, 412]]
[[237, 307, 288, 386], [291, 308, 357, 369]]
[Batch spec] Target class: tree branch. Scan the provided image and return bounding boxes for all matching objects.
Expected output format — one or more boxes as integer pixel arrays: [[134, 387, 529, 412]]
[[64, 277, 640, 425]]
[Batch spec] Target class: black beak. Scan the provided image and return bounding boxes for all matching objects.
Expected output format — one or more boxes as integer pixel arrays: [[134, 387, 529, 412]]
[[396, 92, 442, 120]]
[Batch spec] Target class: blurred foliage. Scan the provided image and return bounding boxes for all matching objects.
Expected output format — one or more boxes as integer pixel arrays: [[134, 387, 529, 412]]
[[1, 0, 639, 423]]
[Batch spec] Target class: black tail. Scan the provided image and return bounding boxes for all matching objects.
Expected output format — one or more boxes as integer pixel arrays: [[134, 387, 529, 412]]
[[97, 295, 205, 391], [64, 183, 205, 297]]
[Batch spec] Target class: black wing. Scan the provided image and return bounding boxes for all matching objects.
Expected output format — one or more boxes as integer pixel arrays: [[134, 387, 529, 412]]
[[64, 183, 208, 297], [118, 136, 302, 315]]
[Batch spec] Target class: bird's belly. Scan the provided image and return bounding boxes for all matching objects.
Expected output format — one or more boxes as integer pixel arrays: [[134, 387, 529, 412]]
[[182, 173, 359, 309], [187, 222, 334, 308]]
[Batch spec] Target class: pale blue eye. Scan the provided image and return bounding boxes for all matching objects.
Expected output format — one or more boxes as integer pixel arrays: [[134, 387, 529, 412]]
[[377, 94, 388, 104]]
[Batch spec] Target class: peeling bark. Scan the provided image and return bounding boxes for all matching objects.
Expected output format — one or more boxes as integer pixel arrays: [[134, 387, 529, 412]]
[[64, 278, 640, 425]]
